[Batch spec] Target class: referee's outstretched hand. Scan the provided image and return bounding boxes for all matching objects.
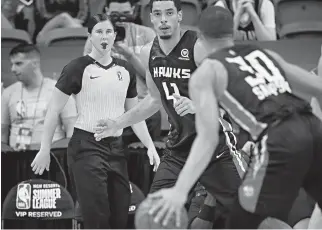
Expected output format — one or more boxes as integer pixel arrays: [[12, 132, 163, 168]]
[[94, 119, 118, 141], [31, 148, 50, 175]]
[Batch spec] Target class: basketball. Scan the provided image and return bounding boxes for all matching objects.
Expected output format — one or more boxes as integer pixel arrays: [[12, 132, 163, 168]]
[[135, 197, 189, 229]]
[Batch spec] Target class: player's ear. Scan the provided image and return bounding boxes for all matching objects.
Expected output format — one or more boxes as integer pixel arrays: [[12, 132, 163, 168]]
[[178, 10, 182, 22]]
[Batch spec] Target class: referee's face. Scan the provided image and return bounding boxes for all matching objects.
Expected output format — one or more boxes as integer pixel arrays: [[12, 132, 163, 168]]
[[90, 20, 116, 53]]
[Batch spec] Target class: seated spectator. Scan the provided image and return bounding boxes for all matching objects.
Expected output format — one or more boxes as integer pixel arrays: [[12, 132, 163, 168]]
[[34, 0, 89, 43], [1, 44, 77, 151], [311, 45, 322, 120], [209, 0, 276, 41], [1, 0, 34, 33], [1, 0, 19, 28], [84, 0, 161, 145]]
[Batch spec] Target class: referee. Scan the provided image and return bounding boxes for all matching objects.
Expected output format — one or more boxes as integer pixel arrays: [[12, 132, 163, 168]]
[[31, 14, 160, 229]]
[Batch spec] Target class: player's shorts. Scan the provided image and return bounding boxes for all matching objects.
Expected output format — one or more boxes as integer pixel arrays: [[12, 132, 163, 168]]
[[238, 112, 322, 221], [287, 188, 316, 227], [150, 136, 248, 221]]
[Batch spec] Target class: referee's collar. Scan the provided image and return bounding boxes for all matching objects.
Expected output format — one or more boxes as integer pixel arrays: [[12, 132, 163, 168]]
[[87, 55, 115, 70]]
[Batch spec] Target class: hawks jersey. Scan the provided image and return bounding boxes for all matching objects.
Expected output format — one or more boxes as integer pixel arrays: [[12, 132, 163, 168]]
[[148, 30, 198, 152], [208, 44, 311, 140]]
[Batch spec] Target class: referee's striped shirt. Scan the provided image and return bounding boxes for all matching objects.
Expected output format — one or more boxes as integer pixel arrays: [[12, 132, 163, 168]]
[[55, 56, 137, 136]]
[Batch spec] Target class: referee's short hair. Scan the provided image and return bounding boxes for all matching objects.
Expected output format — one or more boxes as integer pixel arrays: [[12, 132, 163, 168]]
[[198, 6, 233, 39], [9, 44, 40, 59], [87, 14, 116, 34]]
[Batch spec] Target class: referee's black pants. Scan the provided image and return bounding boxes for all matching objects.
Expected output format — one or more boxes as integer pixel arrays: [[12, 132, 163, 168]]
[[67, 128, 131, 229]]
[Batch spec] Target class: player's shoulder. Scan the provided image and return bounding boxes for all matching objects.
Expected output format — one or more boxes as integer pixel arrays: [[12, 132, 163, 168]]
[[203, 58, 227, 73]]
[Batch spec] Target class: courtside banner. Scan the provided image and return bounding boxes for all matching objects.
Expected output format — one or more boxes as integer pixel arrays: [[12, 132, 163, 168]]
[[2, 179, 74, 220]]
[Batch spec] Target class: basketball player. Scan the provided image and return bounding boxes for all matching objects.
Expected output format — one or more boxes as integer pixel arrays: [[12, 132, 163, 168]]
[[94, 0, 247, 226], [148, 6, 322, 229]]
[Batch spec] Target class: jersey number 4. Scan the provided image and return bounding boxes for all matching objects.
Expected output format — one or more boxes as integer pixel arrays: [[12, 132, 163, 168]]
[[162, 82, 181, 106]]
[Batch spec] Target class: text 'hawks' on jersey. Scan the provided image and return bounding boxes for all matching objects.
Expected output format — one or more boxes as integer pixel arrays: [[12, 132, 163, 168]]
[[208, 44, 311, 141], [153, 67, 191, 79], [149, 30, 198, 152]]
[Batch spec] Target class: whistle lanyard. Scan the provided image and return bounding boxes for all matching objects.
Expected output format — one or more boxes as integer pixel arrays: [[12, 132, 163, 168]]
[[19, 78, 44, 127]]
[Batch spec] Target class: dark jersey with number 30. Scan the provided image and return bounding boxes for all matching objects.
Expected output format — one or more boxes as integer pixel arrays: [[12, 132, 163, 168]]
[[208, 44, 311, 140], [149, 30, 198, 152]]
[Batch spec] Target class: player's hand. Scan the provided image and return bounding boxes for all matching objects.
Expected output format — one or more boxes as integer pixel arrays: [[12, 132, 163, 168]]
[[173, 94, 195, 116], [147, 144, 160, 172], [112, 41, 134, 60], [31, 148, 50, 175], [148, 187, 187, 227], [93, 119, 118, 141]]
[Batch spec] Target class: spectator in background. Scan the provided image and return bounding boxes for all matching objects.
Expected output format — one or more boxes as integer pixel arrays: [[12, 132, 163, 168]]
[[1, 44, 77, 151], [209, 0, 276, 41], [34, 0, 89, 43], [1, 0, 19, 28], [1, 0, 35, 34], [84, 0, 161, 145], [311, 45, 322, 120]]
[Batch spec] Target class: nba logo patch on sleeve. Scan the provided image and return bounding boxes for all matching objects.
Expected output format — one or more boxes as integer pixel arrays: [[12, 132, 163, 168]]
[[117, 71, 123, 81], [16, 183, 32, 209]]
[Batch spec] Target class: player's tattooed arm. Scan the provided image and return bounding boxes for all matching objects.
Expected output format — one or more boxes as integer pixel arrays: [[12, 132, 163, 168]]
[[265, 49, 322, 109], [175, 59, 228, 193]]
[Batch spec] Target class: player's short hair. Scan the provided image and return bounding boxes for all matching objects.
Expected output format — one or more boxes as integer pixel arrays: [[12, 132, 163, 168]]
[[87, 14, 115, 34], [149, 0, 181, 12], [198, 6, 233, 39], [9, 44, 40, 59]]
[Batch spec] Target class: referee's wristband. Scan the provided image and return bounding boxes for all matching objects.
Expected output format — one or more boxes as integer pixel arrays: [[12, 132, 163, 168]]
[[198, 204, 215, 222]]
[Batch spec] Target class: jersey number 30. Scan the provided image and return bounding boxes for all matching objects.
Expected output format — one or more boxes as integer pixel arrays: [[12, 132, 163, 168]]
[[226, 50, 292, 100], [162, 82, 180, 105]]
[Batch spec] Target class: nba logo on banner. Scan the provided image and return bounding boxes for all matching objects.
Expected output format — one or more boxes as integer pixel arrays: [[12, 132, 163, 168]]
[[16, 183, 31, 209]]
